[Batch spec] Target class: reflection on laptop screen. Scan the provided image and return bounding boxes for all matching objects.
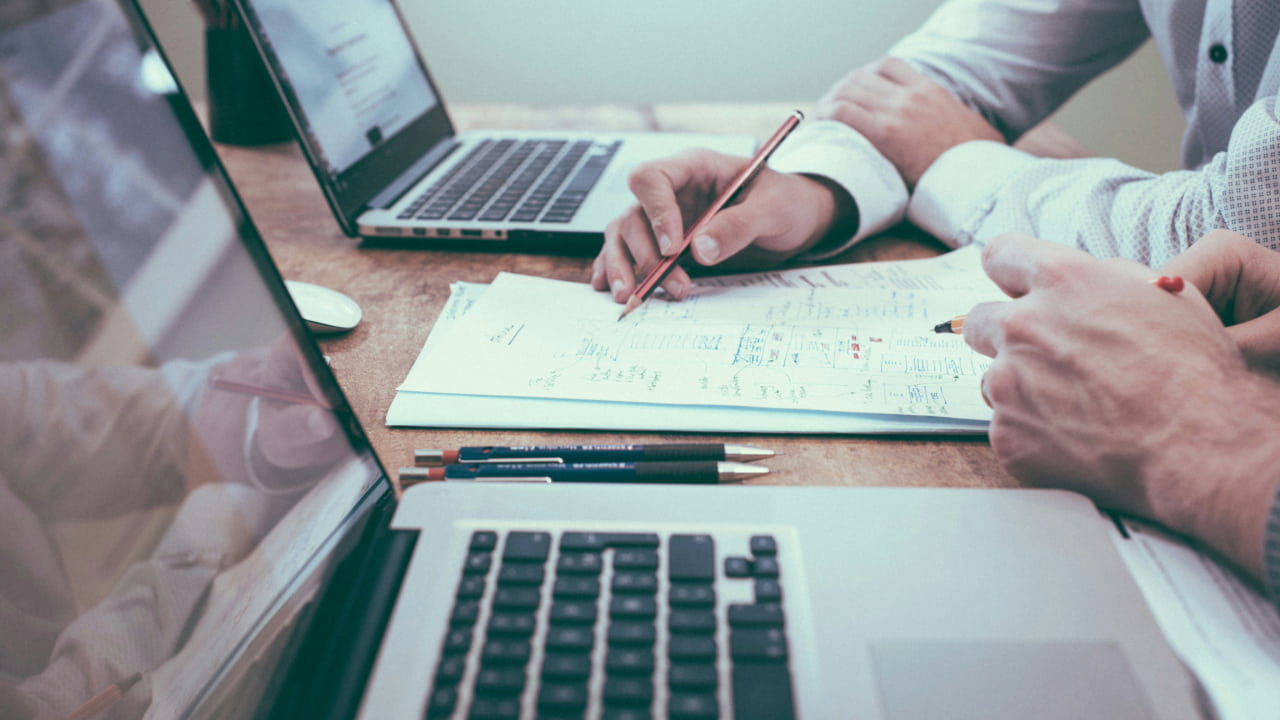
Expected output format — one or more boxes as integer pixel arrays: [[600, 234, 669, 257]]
[[0, 1, 386, 718], [241, 0, 438, 179]]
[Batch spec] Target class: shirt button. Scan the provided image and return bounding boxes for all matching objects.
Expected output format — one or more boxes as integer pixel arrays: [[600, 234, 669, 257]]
[[1208, 43, 1228, 64]]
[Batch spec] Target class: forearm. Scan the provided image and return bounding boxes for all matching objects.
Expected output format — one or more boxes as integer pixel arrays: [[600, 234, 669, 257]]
[[910, 97, 1280, 265], [1145, 373, 1280, 588], [888, 0, 1149, 140]]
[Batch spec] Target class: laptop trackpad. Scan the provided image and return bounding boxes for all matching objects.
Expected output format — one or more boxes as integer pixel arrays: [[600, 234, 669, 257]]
[[871, 641, 1156, 720]]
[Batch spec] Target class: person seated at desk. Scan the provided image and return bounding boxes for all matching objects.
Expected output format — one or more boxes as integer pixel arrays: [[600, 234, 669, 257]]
[[591, 0, 1280, 302], [962, 229, 1280, 610]]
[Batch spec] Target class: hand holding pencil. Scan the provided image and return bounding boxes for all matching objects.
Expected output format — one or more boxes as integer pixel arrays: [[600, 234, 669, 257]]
[[591, 112, 858, 310]]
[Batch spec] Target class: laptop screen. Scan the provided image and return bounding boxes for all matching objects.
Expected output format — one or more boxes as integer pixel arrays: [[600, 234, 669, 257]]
[[0, 1, 389, 718], [235, 0, 457, 233], [239, 0, 438, 178]]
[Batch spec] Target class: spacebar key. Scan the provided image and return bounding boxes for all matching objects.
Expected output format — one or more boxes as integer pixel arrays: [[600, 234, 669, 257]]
[[731, 661, 795, 720]]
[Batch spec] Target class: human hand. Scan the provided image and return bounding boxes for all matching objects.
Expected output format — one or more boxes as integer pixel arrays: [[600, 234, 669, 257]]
[[815, 57, 1003, 188], [591, 149, 854, 303], [196, 336, 347, 492], [1161, 229, 1280, 374], [962, 232, 1280, 581]]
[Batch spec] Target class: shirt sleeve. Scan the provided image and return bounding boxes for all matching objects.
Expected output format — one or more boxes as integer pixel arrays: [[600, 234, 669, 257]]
[[907, 95, 1280, 266], [767, 120, 908, 260], [887, 0, 1151, 141]]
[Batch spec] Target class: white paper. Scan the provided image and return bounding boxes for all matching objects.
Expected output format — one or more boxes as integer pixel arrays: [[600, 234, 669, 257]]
[[390, 249, 1001, 432], [1110, 518, 1280, 720]]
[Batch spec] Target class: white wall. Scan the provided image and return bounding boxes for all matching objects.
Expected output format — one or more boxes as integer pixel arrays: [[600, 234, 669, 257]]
[[144, 0, 1185, 172]]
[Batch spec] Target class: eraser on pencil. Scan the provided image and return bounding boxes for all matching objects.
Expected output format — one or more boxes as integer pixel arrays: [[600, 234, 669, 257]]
[[414, 449, 458, 466], [399, 467, 445, 486], [1150, 276, 1185, 293]]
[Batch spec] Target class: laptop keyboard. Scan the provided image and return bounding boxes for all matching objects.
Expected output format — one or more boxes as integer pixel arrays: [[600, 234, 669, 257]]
[[398, 139, 621, 226], [424, 530, 796, 719]]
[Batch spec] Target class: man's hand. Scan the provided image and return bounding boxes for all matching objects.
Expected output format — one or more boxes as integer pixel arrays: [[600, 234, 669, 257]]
[[1162, 229, 1280, 374], [591, 149, 855, 303], [961, 232, 1280, 582], [816, 57, 1003, 188]]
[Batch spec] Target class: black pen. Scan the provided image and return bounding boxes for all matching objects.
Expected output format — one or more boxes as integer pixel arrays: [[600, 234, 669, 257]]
[[399, 461, 768, 485], [414, 443, 774, 466]]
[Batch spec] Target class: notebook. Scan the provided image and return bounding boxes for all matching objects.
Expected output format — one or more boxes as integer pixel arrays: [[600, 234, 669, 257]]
[[229, 0, 756, 252], [0, 2, 1209, 719]]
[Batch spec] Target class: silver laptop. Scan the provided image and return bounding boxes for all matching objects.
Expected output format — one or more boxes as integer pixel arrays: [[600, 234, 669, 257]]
[[0, 2, 1208, 719], [230, 0, 755, 252]]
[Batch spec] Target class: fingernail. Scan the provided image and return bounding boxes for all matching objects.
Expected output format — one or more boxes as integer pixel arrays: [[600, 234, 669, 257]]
[[657, 232, 673, 254], [611, 279, 626, 299], [590, 264, 602, 285], [693, 235, 719, 263]]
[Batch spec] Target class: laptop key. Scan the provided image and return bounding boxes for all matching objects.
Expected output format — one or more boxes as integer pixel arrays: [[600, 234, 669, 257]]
[[602, 708, 653, 720], [731, 661, 796, 720], [468, 697, 520, 720], [669, 692, 718, 719], [604, 676, 654, 704], [502, 531, 551, 562], [612, 572, 658, 594], [668, 663, 717, 688], [669, 584, 714, 607], [541, 652, 592, 679], [487, 613, 536, 636], [730, 627, 788, 661], [474, 667, 526, 694], [749, 534, 777, 555], [727, 603, 784, 627], [538, 683, 588, 712], [668, 534, 715, 581]]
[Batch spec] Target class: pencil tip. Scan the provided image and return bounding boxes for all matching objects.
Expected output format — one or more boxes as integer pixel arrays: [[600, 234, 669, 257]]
[[617, 296, 642, 321], [932, 320, 953, 334]]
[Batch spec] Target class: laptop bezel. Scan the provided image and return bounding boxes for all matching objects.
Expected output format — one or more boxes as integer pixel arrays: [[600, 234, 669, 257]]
[[230, 0, 457, 237], [106, 2, 406, 715]]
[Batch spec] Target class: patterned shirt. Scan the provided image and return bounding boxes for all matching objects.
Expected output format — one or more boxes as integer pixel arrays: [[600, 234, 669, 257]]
[[772, 0, 1280, 268]]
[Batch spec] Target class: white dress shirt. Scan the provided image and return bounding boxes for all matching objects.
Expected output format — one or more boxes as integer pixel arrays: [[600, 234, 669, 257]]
[[770, 0, 1280, 267]]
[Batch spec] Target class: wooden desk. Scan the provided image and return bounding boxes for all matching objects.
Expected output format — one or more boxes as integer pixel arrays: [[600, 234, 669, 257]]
[[213, 104, 1014, 490]]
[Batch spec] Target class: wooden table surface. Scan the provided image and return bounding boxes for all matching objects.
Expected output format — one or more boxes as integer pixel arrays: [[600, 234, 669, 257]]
[[213, 103, 1015, 491]]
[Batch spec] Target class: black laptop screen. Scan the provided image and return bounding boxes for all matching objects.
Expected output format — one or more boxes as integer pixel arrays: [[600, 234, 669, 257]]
[[0, 1, 388, 718], [235, 0, 456, 233]]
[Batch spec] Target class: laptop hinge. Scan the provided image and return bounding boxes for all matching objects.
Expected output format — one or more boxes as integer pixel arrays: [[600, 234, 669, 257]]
[[369, 139, 460, 210], [261, 494, 418, 720]]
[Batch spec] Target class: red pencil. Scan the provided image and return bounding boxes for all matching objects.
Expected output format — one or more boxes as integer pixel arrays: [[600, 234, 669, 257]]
[[210, 377, 329, 408], [617, 110, 805, 320]]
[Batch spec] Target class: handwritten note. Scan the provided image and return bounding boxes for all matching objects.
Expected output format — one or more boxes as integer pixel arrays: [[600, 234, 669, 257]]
[[398, 248, 1004, 423]]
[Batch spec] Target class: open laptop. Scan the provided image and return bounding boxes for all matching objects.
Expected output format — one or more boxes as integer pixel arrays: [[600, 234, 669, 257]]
[[228, 0, 755, 252], [0, 2, 1210, 719]]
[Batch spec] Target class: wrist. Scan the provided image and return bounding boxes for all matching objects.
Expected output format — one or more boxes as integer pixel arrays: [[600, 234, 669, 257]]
[[1150, 372, 1280, 581]]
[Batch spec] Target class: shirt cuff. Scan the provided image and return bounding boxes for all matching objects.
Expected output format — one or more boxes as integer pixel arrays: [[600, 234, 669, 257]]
[[908, 140, 1039, 248], [767, 120, 908, 260]]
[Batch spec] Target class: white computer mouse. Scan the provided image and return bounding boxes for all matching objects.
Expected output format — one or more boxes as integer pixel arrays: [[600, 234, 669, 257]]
[[284, 280, 362, 335]]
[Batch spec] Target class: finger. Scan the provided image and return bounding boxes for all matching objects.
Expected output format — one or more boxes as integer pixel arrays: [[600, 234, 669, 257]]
[[590, 252, 607, 290], [874, 56, 928, 87], [601, 216, 640, 301], [1228, 309, 1280, 369], [979, 232, 1091, 298], [957, 299, 1010, 358], [1162, 229, 1280, 321], [627, 151, 717, 255], [816, 98, 878, 134]]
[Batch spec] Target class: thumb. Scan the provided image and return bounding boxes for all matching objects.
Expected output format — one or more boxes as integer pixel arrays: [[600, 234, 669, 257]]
[[1227, 308, 1280, 372]]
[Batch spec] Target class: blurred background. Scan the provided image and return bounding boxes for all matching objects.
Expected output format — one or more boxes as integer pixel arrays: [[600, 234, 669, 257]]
[[140, 0, 1185, 172]]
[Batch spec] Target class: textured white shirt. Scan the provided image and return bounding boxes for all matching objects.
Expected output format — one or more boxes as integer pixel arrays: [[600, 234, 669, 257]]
[[770, 0, 1280, 266]]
